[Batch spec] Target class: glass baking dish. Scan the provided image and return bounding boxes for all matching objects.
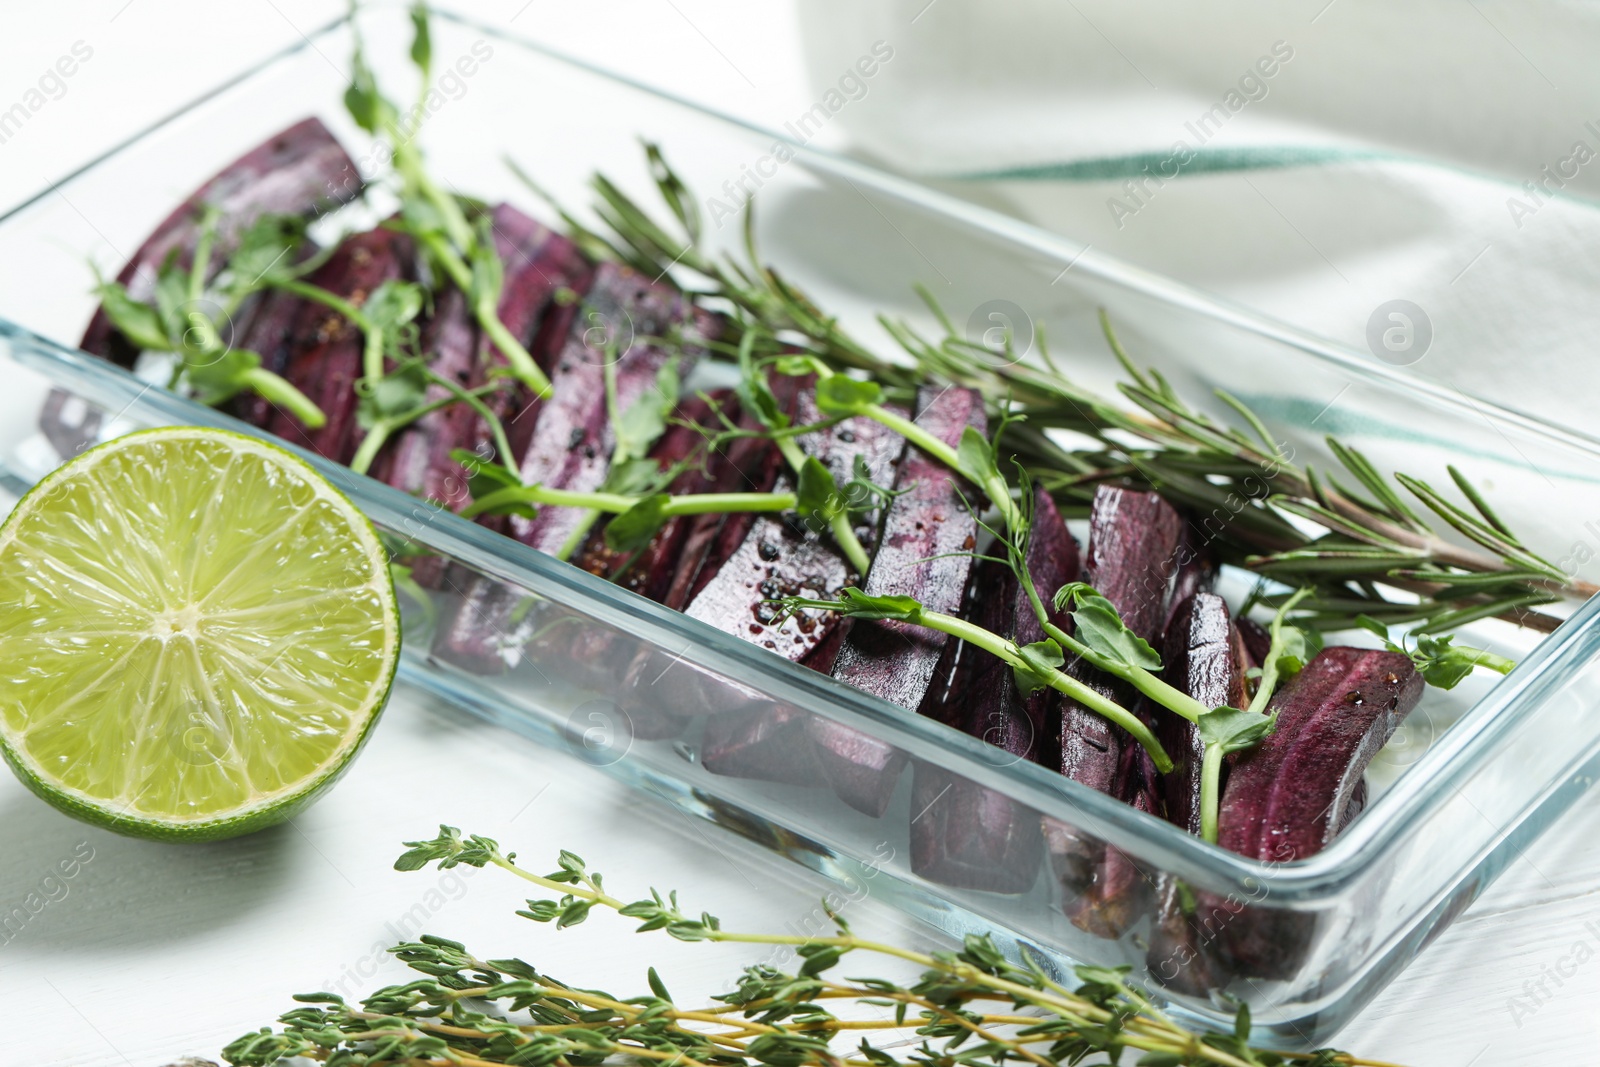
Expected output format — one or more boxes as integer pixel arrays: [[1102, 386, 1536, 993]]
[[2, 4, 1599, 1048]]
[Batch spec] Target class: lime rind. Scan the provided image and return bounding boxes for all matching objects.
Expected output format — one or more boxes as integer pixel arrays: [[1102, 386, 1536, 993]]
[[0, 426, 399, 842]]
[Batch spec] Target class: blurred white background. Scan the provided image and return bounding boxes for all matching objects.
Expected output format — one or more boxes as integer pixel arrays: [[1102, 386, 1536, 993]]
[[4, 4, 1600, 1066]]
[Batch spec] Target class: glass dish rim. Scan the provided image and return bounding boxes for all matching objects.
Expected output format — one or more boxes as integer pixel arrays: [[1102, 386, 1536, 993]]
[[1, 1, 1596, 903]]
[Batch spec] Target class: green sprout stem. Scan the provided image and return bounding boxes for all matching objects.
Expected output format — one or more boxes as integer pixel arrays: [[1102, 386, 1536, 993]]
[[784, 592, 1170, 772], [389, 133, 552, 398], [1199, 743, 1228, 844], [461, 486, 799, 522], [237, 368, 326, 430], [827, 510, 873, 577], [767, 419, 873, 576], [274, 277, 368, 328], [1043, 615, 1209, 722], [1009, 537, 1212, 724], [919, 609, 1170, 772], [861, 401, 1023, 532], [1459, 647, 1517, 675], [348, 380, 505, 476], [1248, 587, 1314, 716]]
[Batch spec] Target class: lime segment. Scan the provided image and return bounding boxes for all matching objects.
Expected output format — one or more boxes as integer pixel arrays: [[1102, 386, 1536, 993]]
[[0, 427, 399, 841]]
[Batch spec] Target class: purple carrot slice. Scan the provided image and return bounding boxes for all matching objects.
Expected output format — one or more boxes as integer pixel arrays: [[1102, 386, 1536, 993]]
[[1066, 743, 1162, 937], [378, 204, 583, 498], [1068, 575, 1228, 940], [508, 262, 709, 556], [808, 385, 984, 817], [1218, 647, 1420, 861], [402, 208, 593, 591], [487, 204, 595, 450], [369, 285, 480, 509], [48, 118, 361, 458], [265, 228, 412, 462], [607, 375, 804, 741], [1339, 777, 1368, 832], [423, 204, 592, 500], [828, 386, 984, 705], [700, 701, 826, 785], [571, 391, 732, 587], [1145, 876, 1220, 999], [1237, 616, 1271, 667], [1045, 484, 1182, 934], [1155, 593, 1250, 838], [377, 285, 482, 591], [1162, 530, 1218, 636], [1142, 593, 1250, 994], [1204, 646, 1423, 978], [224, 282, 315, 431], [553, 392, 732, 696], [691, 392, 909, 773], [683, 386, 904, 661], [80, 117, 361, 367], [431, 262, 705, 674], [664, 373, 807, 612], [910, 488, 1079, 890]]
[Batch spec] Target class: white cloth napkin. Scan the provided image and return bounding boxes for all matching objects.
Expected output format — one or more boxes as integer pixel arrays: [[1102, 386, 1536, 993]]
[[795, 0, 1600, 443]]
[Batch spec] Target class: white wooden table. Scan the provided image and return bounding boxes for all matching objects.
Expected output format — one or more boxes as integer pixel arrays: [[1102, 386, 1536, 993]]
[[2, 5, 1593, 1065]]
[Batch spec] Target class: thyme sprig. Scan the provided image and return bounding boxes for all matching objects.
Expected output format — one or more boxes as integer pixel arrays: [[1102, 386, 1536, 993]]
[[557, 147, 1592, 635], [224, 830, 1405, 1067]]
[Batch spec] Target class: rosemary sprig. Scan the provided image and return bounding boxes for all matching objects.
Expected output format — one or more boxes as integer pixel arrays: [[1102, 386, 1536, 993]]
[[224, 829, 1404, 1067], [557, 147, 1592, 636]]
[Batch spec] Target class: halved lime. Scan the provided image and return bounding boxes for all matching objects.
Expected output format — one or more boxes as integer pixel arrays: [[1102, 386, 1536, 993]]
[[0, 426, 399, 841]]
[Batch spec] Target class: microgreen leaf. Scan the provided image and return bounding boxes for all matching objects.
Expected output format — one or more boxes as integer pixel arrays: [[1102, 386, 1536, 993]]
[[1273, 623, 1318, 679], [1054, 583, 1162, 672], [953, 425, 1001, 491], [1197, 706, 1273, 755], [736, 365, 788, 433], [408, 1, 432, 73], [1013, 639, 1064, 695], [813, 375, 881, 417], [152, 263, 191, 345], [364, 279, 425, 335], [614, 362, 679, 463], [795, 457, 842, 525], [604, 457, 665, 497], [1351, 618, 1514, 689], [183, 348, 262, 404], [223, 215, 309, 294], [94, 280, 171, 352], [343, 45, 391, 135], [605, 494, 670, 553], [359, 360, 430, 428]]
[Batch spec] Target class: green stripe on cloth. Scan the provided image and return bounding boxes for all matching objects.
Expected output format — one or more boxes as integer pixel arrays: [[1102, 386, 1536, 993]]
[[948, 145, 1389, 183], [943, 144, 1600, 216]]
